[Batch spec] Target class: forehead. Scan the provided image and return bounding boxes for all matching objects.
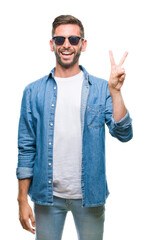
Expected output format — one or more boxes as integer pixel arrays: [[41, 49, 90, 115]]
[[54, 24, 81, 36]]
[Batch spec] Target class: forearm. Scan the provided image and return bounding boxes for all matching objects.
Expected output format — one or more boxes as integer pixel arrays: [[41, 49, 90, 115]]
[[17, 178, 35, 234], [109, 88, 127, 122], [17, 178, 31, 203]]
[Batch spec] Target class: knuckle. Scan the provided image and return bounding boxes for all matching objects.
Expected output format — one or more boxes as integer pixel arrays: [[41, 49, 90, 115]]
[[22, 217, 28, 222]]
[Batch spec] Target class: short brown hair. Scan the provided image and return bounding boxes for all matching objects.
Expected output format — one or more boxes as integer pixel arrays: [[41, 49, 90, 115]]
[[52, 15, 84, 38]]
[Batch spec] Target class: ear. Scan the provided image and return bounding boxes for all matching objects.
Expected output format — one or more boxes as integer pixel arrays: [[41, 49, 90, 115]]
[[50, 39, 54, 52], [81, 39, 87, 52]]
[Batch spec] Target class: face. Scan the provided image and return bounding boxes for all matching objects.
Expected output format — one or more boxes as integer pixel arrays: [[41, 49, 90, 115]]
[[50, 24, 87, 68]]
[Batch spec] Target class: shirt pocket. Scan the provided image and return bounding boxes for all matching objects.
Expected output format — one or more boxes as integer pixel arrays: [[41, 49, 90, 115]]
[[87, 104, 105, 128]]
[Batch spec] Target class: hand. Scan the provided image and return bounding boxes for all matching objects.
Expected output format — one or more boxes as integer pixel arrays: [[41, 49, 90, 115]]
[[109, 51, 128, 93], [18, 201, 35, 234]]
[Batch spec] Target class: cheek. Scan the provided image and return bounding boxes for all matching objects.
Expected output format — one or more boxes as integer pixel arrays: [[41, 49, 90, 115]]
[[52, 43, 59, 53], [76, 45, 82, 54], [73, 47, 79, 54], [54, 46, 61, 54]]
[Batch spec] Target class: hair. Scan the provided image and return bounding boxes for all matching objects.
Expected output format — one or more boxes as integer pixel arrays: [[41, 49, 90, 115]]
[[52, 15, 84, 38]]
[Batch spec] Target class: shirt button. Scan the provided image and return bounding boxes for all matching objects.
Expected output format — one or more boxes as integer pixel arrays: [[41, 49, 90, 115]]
[[50, 123, 53, 126], [54, 86, 56, 90], [49, 142, 52, 145], [49, 163, 51, 166], [51, 104, 54, 107], [48, 180, 51, 184]]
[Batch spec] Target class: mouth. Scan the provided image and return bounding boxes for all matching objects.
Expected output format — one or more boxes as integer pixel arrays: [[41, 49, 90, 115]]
[[60, 51, 74, 59]]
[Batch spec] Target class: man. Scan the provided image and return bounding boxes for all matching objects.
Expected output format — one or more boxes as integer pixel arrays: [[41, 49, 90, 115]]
[[16, 15, 133, 240]]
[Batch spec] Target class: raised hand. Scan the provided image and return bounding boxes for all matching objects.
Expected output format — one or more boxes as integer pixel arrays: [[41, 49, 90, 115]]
[[109, 51, 128, 92]]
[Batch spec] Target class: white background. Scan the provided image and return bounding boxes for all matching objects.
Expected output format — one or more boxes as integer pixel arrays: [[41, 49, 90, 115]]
[[0, 0, 149, 239]]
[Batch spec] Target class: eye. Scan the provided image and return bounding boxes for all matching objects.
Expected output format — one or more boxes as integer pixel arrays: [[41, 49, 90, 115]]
[[53, 37, 65, 45], [69, 36, 81, 45]]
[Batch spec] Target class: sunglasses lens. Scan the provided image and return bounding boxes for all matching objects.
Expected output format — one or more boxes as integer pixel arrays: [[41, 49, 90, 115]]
[[54, 37, 65, 45], [69, 36, 80, 45], [53, 36, 82, 45]]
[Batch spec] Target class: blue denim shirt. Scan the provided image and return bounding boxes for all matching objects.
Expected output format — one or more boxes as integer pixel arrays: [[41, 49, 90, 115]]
[[16, 65, 133, 208]]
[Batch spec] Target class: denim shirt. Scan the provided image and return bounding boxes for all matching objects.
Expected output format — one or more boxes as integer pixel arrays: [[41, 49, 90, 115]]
[[16, 65, 133, 208]]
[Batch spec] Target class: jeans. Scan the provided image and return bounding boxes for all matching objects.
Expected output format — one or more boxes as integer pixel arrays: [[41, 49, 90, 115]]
[[34, 195, 105, 240]]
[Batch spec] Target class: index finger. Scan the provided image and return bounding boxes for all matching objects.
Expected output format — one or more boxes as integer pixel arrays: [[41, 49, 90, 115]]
[[25, 220, 35, 234], [119, 51, 128, 66], [109, 50, 115, 66], [22, 218, 35, 234]]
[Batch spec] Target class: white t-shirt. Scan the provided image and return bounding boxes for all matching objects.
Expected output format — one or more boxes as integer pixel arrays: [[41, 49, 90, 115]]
[[53, 71, 84, 199]]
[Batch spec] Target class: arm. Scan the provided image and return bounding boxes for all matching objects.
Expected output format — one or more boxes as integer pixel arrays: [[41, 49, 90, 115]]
[[17, 179, 35, 234], [105, 51, 133, 142], [109, 91, 127, 122], [109, 51, 127, 122], [16, 86, 36, 234], [16, 87, 36, 179]]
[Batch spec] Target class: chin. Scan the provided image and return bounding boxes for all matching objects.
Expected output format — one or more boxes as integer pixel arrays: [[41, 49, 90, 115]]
[[58, 59, 77, 68], [60, 63, 74, 69]]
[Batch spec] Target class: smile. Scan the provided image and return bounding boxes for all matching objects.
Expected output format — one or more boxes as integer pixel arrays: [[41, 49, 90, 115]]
[[60, 51, 74, 60], [61, 51, 74, 56]]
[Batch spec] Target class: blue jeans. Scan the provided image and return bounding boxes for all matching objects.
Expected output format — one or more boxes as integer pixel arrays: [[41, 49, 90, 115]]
[[34, 195, 105, 240]]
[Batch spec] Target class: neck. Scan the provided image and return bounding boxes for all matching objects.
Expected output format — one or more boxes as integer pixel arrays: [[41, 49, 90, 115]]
[[54, 62, 81, 78]]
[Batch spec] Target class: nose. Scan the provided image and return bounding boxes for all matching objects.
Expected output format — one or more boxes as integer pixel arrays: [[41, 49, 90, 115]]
[[63, 37, 71, 48]]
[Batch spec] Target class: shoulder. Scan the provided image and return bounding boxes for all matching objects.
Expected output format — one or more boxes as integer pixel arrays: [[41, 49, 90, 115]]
[[88, 74, 109, 94], [24, 74, 49, 92], [89, 74, 108, 86], [80, 65, 108, 87]]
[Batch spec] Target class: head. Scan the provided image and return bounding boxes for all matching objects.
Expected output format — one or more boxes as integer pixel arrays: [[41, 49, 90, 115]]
[[50, 15, 87, 69]]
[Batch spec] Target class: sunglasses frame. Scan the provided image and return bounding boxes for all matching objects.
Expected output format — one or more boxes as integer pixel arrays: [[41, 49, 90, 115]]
[[52, 36, 84, 46]]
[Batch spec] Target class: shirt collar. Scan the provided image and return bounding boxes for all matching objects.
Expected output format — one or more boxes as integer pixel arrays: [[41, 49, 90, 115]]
[[47, 65, 92, 85]]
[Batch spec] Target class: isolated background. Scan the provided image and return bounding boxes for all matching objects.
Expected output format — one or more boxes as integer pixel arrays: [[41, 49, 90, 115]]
[[0, 0, 149, 239]]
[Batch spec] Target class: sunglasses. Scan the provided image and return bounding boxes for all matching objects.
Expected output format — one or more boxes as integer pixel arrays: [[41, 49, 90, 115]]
[[52, 36, 84, 46]]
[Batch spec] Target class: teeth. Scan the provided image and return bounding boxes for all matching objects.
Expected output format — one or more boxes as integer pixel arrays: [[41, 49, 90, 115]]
[[62, 52, 72, 55]]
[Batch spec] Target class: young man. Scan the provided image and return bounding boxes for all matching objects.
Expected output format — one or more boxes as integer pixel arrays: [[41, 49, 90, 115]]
[[16, 15, 133, 240]]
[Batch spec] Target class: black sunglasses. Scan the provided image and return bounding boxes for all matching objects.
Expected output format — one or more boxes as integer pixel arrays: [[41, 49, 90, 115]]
[[52, 36, 84, 46]]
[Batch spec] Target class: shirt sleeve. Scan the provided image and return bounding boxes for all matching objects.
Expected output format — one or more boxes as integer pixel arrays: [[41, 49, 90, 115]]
[[105, 84, 133, 142], [16, 86, 36, 179]]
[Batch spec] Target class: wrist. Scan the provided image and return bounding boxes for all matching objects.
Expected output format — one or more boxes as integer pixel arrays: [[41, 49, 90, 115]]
[[17, 196, 28, 204], [109, 87, 121, 97]]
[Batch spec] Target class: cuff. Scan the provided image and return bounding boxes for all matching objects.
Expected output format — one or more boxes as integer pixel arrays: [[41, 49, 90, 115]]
[[111, 110, 132, 128], [16, 167, 33, 179]]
